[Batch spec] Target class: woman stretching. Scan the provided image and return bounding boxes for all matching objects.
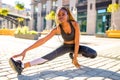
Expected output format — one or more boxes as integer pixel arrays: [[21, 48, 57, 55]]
[[9, 7, 97, 75]]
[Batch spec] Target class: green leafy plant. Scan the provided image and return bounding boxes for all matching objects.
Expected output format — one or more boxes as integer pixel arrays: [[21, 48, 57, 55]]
[[45, 10, 56, 29], [17, 17, 24, 22], [45, 11, 55, 20], [29, 30, 38, 35], [107, 3, 120, 13], [15, 1, 25, 10], [14, 26, 38, 35], [107, 3, 120, 30], [0, 8, 9, 16]]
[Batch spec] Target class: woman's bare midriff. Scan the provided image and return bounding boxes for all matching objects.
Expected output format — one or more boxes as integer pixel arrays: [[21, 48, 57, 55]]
[[64, 40, 75, 44]]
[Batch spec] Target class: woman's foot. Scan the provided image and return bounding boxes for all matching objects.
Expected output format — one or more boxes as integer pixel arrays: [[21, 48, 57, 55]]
[[9, 58, 23, 75]]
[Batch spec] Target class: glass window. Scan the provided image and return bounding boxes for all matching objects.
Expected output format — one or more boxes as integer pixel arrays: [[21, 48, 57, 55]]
[[78, 0, 87, 3], [96, 9, 111, 33], [98, 9, 106, 14], [77, 12, 87, 32]]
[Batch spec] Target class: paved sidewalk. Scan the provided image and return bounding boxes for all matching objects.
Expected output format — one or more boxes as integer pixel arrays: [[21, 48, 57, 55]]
[[0, 35, 120, 80]]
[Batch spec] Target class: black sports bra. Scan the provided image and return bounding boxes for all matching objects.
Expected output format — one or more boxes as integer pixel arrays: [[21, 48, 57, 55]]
[[59, 21, 75, 41]]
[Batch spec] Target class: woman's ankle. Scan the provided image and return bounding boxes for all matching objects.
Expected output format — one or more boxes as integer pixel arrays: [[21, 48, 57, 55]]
[[24, 62, 31, 68]]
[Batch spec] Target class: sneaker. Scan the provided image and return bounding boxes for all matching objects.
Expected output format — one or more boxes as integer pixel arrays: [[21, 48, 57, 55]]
[[9, 58, 23, 75], [69, 53, 73, 59]]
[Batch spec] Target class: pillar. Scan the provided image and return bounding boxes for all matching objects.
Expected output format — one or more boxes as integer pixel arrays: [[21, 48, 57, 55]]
[[46, 0, 52, 30], [30, 0, 35, 30], [69, 0, 77, 21], [111, 0, 120, 30], [87, 0, 96, 34], [37, 3, 43, 32], [0, 0, 2, 28], [57, 0, 62, 7], [7, 20, 10, 29], [0, 0, 2, 8]]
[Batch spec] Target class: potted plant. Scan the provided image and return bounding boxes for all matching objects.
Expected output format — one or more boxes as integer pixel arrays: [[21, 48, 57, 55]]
[[14, 26, 39, 40], [106, 3, 120, 38]]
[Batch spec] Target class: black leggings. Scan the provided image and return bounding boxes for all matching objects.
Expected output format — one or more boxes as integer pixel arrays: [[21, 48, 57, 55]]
[[42, 44, 97, 60]]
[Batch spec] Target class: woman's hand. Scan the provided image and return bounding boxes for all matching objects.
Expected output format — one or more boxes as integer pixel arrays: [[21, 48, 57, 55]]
[[72, 56, 80, 68], [12, 50, 27, 60]]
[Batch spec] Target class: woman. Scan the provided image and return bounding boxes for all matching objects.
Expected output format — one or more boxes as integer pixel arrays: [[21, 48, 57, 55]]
[[9, 7, 97, 75]]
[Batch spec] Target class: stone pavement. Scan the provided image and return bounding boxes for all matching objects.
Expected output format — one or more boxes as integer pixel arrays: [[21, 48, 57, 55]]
[[0, 35, 120, 80]]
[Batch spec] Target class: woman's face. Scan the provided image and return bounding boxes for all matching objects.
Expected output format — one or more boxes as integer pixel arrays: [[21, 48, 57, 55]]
[[57, 9, 68, 23]]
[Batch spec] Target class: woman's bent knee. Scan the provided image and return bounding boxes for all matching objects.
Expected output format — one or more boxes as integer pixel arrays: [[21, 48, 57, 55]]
[[82, 51, 97, 58], [91, 52, 97, 58]]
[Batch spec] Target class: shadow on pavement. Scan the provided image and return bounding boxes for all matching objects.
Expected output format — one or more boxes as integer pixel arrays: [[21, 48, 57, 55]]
[[17, 66, 120, 80]]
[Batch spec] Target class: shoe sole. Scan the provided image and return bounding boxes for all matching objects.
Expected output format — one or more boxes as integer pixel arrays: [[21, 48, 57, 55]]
[[9, 58, 21, 75]]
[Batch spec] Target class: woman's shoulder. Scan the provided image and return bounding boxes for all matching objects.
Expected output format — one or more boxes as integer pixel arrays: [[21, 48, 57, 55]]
[[70, 20, 79, 27], [51, 25, 61, 34]]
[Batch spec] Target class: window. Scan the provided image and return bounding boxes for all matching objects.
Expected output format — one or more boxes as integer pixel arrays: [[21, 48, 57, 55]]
[[78, 0, 87, 3], [77, 12, 87, 32]]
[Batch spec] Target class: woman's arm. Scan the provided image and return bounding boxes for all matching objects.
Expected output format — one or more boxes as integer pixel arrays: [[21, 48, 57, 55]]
[[73, 22, 80, 68], [12, 27, 58, 60], [74, 22, 80, 57], [24, 28, 57, 52]]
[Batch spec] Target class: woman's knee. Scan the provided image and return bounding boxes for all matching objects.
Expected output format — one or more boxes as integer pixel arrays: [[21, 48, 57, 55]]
[[90, 51, 97, 58], [82, 50, 97, 58], [88, 49, 97, 58]]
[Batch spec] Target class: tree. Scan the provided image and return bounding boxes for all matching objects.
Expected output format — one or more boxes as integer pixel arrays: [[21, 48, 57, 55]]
[[15, 1, 25, 11], [45, 11, 55, 29], [107, 3, 120, 13], [0, 8, 9, 16], [0, 2, 26, 29], [15, 1, 25, 27], [107, 3, 120, 29], [45, 11, 55, 20]]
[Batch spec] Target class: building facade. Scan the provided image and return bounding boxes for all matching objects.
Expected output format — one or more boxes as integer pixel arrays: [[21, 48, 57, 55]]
[[30, 0, 78, 32], [0, 0, 30, 29], [31, 0, 120, 34]]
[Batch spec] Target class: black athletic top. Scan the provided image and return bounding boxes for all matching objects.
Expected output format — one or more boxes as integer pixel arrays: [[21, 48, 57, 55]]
[[59, 21, 75, 41]]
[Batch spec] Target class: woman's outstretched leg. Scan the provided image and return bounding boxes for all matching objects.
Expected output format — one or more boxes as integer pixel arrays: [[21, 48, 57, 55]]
[[9, 44, 71, 75], [24, 58, 48, 68], [9, 58, 48, 75]]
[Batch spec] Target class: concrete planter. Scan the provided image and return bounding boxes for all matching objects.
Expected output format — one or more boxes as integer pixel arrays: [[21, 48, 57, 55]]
[[0, 29, 15, 36], [14, 34, 39, 40], [106, 30, 120, 38]]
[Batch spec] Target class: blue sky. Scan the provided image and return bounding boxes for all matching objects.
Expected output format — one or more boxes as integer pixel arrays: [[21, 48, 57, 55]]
[[2, 0, 31, 9]]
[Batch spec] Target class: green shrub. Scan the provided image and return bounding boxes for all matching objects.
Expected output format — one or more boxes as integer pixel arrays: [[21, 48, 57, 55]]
[[14, 26, 38, 35]]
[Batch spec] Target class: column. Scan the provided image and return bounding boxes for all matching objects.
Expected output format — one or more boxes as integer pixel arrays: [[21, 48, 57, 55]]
[[5, 20, 7, 28], [46, 0, 52, 30], [30, 0, 35, 30], [87, 0, 96, 34], [69, 0, 77, 21], [37, 3, 42, 32], [0, 0, 2, 7], [111, 0, 120, 30], [0, 0, 2, 28], [8, 21, 10, 29], [57, 0, 62, 7]]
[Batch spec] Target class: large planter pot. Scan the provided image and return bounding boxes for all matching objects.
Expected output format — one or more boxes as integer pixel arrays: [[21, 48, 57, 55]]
[[14, 34, 39, 40], [106, 30, 120, 38]]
